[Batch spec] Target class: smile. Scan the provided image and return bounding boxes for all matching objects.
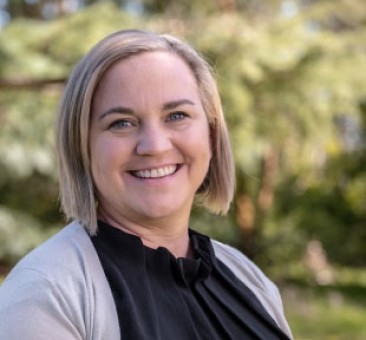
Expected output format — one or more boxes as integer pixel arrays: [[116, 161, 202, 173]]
[[131, 165, 178, 179]]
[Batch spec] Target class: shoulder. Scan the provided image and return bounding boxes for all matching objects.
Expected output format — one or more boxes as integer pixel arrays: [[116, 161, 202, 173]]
[[0, 221, 119, 340], [2, 221, 97, 292], [212, 239, 293, 339], [212, 240, 277, 294], [11, 221, 93, 271]]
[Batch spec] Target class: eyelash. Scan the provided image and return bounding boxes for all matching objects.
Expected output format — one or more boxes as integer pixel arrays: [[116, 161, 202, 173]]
[[167, 111, 188, 121], [108, 111, 188, 130], [109, 119, 134, 130]]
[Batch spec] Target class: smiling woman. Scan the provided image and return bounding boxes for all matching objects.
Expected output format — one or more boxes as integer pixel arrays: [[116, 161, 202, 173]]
[[0, 30, 293, 339], [89, 51, 212, 244]]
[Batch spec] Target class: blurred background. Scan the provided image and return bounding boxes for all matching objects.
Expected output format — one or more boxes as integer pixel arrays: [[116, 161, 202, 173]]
[[0, 0, 365, 338]]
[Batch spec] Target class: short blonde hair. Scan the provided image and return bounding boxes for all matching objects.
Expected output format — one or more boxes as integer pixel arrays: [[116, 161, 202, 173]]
[[56, 29, 235, 235]]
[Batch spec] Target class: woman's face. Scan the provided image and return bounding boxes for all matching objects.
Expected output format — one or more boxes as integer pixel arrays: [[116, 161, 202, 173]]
[[89, 51, 211, 227]]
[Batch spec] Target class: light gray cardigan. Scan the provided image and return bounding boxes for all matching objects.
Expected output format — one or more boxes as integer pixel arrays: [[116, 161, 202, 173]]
[[0, 222, 293, 339]]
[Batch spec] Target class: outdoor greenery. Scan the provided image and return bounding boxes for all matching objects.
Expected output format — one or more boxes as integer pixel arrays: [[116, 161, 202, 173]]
[[0, 0, 365, 338]]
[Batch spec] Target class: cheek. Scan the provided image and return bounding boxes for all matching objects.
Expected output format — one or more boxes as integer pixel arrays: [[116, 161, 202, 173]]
[[187, 123, 212, 167], [90, 140, 105, 179], [90, 137, 119, 183], [91, 136, 121, 164]]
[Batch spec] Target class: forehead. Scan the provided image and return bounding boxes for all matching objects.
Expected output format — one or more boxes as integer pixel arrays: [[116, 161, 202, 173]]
[[92, 51, 201, 109], [100, 51, 197, 87]]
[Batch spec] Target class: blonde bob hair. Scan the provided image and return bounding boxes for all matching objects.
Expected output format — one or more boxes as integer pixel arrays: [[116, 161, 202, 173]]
[[56, 29, 235, 235]]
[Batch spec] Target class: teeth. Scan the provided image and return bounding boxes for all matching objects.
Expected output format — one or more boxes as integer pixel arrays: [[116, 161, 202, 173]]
[[133, 165, 177, 178], [151, 169, 158, 177], [157, 168, 164, 177]]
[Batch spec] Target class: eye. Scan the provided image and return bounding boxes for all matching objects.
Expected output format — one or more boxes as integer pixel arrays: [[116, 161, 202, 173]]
[[167, 111, 188, 122], [109, 119, 134, 130]]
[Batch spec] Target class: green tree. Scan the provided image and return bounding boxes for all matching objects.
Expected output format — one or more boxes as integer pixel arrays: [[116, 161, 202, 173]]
[[1, 0, 366, 271]]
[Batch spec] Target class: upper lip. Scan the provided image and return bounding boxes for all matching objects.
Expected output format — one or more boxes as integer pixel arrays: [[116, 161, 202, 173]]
[[126, 163, 180, 172]]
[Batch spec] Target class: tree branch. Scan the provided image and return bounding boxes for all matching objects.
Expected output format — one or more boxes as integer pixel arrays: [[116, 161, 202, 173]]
[[0, 77, 67, 90]]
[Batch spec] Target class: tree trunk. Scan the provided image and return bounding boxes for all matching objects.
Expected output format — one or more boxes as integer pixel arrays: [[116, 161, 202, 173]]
[[236, 193, 256, 258], [257, 147, 278, 215], [216, 0, 237, 13], [235, 147, 279, 258]]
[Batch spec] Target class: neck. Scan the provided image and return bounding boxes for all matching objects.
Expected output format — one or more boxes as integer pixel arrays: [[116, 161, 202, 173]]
[[97, 207, 192, 258]]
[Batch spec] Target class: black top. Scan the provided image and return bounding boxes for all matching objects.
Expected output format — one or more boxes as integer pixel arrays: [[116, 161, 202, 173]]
[[90, 221, 289, 340]]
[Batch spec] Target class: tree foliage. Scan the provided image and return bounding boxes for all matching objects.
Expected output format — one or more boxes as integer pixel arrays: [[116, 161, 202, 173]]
[[0, 0, 365, 270]]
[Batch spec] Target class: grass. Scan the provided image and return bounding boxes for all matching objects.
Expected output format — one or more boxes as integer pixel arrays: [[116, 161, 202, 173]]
[[280, 267, 366, 339], [282, 286, 366, 339]]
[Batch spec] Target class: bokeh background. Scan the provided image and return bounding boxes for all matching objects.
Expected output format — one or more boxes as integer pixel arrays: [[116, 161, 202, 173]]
[[0, 0, 366, 338]]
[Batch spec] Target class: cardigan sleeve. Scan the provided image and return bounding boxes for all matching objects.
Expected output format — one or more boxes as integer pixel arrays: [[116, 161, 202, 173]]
[[0, 268, 85, 340], [0, 222, 120, 340]]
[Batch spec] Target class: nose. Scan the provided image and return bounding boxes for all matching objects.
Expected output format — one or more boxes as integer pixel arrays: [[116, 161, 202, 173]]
[[136, 123, 172, 156]]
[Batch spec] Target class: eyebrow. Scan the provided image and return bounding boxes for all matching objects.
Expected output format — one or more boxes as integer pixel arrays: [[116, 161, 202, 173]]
[[99, 107, 134, 120], [162, 99, 195, 111], [98, 99, 195, 120]]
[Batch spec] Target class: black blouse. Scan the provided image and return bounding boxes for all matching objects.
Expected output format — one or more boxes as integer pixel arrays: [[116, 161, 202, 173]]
[[91, 221, 289, 340]]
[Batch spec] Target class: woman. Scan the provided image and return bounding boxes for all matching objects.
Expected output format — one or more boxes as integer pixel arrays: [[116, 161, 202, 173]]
[[0, 30, 293, 339]]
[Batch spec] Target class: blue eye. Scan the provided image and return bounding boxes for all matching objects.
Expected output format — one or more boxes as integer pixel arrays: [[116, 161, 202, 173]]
[[168, 111, 187, 121], [110, 119, 133, 129]]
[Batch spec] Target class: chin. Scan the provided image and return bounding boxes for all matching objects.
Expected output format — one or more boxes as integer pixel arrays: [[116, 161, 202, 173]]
[[137, 202, 186, 220], [141, 208, 176, 219]]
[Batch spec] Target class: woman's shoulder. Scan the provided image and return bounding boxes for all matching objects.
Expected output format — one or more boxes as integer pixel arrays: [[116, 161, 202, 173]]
[[211, 239, 277, 294], [0, 221, 119, 340], [0, 221, 97, 309], [5, 221, 93, 281], [211, 239, 293, 339]]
